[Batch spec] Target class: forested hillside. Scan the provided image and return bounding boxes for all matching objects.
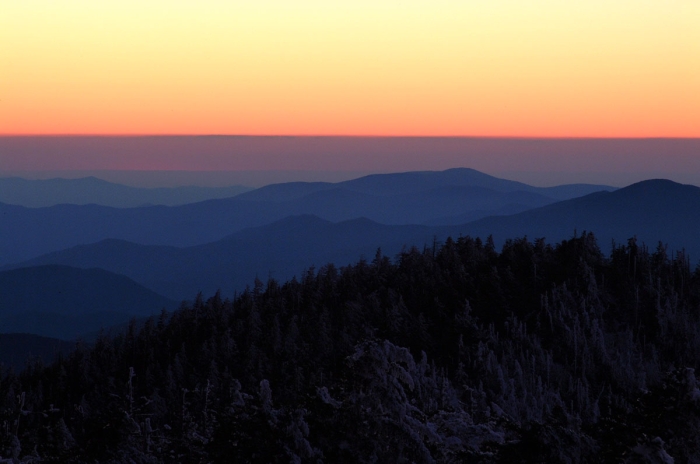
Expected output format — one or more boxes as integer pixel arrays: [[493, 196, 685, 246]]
[[2, 233, 700, 462]]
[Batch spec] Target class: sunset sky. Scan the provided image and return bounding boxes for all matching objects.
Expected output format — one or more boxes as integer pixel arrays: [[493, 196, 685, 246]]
[[2, 1, 699, 137]]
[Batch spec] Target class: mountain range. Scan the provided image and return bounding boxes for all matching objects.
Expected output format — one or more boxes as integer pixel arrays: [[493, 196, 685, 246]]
[[460, 179, 700, 258], [6, 216, 438, 300], [2, 168, 699, 373], [8, 179, 700, 302], [0, 168, 614, 265], [0, 176, 251, 208], [5, 159, 700, 461]]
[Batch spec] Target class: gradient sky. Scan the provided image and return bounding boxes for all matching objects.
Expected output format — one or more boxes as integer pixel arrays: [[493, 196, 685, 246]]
[[2, 1, 699, 136]]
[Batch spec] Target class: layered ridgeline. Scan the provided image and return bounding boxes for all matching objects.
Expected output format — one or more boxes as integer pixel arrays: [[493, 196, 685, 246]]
[[9, 179, 700, 301], [462, 179, 700, 252], [0, 176, 251, 208], [0, 169, 613, 265], [2, 233, 700, 462], [0, 266, 176, 340], [8, 216, 438, 300]]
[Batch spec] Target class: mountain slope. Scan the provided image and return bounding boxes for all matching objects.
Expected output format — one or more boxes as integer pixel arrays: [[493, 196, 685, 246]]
[[0, 176, 251, 208], [9, 180, 699, 302], [459, 179, 700, 257], [9, 216, 439, 300], [0, 265, 177, 339], [5, 231, 700, 462], [237, 167, 613, 201], [268, 185, 556, 224], [0, 169, 613, 265]]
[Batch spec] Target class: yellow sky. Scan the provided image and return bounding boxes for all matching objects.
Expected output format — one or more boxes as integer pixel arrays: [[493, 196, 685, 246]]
[[2, 1, 699, 136]]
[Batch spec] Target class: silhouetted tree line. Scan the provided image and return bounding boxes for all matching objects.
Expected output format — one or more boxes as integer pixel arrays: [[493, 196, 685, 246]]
[[2, 232, 700, 462]]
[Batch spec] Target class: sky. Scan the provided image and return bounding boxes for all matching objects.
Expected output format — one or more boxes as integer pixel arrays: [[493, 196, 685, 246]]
[[2, 1, 700, 137]]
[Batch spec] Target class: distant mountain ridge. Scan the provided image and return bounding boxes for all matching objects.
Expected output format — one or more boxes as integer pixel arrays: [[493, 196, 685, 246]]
[[8, 179, 699, 302], [459, 179, 700, 257], [236, 168, 612, 201], [0, 169, 614, 265], [0, 265, 177, 339], [8, 216, 438, 300], [0, 176, 252, 208]]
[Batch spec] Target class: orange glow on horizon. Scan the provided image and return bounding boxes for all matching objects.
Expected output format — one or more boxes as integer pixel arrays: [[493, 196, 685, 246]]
[[2, 1, 699, 137]]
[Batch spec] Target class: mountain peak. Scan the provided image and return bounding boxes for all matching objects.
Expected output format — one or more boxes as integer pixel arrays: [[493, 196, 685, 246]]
[[626, 178, 686, 187], [618, 179, 698, 196]]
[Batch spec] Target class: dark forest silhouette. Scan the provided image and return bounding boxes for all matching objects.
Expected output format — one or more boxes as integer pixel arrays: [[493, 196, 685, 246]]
[[2, 232, 700, 462]]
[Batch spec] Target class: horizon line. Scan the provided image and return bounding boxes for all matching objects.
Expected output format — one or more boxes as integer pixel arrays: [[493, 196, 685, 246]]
[[2, 134, 700, 140]]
